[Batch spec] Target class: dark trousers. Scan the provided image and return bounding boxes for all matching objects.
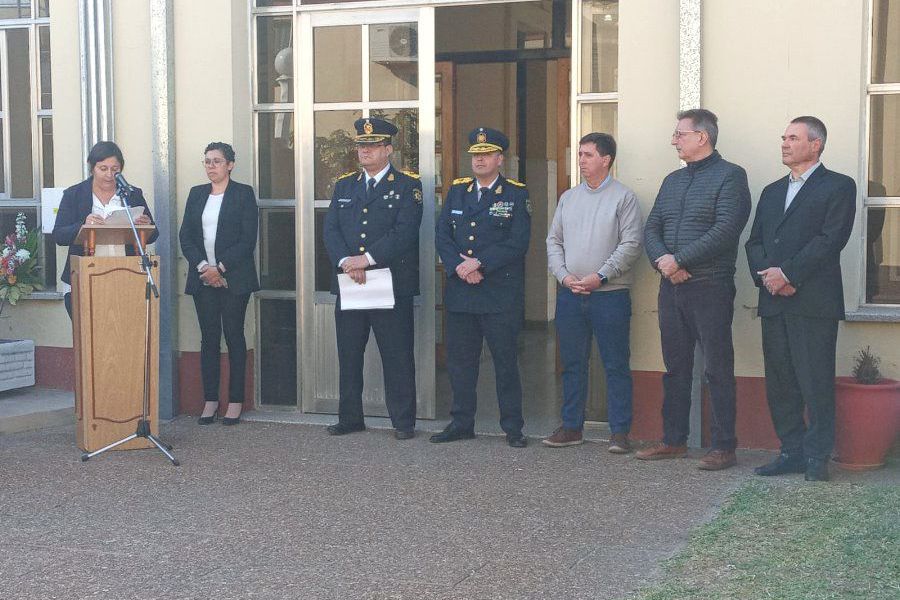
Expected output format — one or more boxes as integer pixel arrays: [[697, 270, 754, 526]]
[[334, 295, 417, 431], [445, 309, 524, 436], [64, 292, 72, 319], [192, 286, 251, 404], [555, 288, 633, 433], [761, 313, 839, 460], [658, 278, 737, 450]]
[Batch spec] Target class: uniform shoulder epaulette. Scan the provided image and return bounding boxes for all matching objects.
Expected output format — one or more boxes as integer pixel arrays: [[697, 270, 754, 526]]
[[452, 177, 473, 186], [337, 170, 358, 181], [401, 170, 420, 180], [505, 178, 526, 188]]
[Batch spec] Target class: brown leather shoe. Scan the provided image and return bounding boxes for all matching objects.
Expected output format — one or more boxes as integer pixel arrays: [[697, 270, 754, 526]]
[[698, 449, 737, 471], [635, 442, 688, 460], [542, 427, 583, 447], [608, 433, 632, 454]]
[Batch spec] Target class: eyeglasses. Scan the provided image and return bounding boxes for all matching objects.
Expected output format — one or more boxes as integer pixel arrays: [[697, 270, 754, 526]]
[[203, 158, 227, 167], [672, 129, 701, 140]]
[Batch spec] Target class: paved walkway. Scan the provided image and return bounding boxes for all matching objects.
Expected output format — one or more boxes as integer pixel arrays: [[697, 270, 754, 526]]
[[2, 419, 771, 600]]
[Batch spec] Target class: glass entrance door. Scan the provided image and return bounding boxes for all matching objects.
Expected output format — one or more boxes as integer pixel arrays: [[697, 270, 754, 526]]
[[297, 8, 436, 418]]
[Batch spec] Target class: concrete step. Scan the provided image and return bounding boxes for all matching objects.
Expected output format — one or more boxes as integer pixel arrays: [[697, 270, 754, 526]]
[[0, 387, 74, 435]]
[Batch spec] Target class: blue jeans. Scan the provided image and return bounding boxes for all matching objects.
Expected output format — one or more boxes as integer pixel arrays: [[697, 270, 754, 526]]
[[555, 288, 633, 433]]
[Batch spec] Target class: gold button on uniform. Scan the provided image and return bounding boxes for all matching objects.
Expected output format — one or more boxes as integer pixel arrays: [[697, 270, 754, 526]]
[[360, 233, 366, 239], [468, 235, 475, 241], [470, 222, 476, 227], [363, 208, 368, 213], [359, 246, 365, 252], [362, 220, 368, 225], [467, 250, 473, 256]]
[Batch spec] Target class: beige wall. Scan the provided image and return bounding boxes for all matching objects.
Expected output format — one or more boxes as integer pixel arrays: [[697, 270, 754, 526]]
[[23, 0, 254, 354], [22, 0, 900, 384], [616, 0, 680, 372], [173, 0, 253, 352]]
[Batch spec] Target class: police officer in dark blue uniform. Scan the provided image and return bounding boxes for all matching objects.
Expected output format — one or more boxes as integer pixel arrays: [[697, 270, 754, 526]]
[[323, 117, 423, 440], [431, 127, 531, 448]]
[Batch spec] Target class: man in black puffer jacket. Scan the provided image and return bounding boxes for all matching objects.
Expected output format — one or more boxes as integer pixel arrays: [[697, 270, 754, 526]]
[[637, 109, 751, 471]]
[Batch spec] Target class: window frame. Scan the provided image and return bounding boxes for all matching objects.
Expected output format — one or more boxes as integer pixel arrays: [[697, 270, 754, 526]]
[[0, 4, 53, 290], [571, 0, 618, 185], [859, 0, 900, 311]]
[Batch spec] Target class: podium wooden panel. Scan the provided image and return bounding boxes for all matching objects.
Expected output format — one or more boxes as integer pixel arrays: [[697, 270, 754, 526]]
[[72, 255, 160, 452]]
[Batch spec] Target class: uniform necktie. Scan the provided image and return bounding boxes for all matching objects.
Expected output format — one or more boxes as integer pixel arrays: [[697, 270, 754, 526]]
[[478, 186, 490, 202], [367, 177, 377, 202]]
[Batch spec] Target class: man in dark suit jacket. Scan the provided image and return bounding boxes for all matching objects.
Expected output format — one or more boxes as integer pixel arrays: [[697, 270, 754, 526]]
[[431, 127, 531, 448], [746, 116, 856, 482], [323, 117, 423, 440]]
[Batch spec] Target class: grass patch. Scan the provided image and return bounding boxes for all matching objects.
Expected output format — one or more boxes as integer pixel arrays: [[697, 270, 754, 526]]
[[632, 481, 900, 600]]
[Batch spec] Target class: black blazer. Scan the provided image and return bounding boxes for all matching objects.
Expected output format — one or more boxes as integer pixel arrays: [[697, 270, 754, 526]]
[[52, 177, 158, 285], [745, 164, 856, 320], [435, 174, 531, 314], [323, 165, 423, 298], [179, 179, 260, 296]]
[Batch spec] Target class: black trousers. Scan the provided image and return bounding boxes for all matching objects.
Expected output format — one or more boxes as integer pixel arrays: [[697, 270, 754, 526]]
[[761, 312, 839, 460], [658, 278, 737, 450], [334, 295, 417, 431], [192, 286, 251, 404], [445, 309, 524, 436]]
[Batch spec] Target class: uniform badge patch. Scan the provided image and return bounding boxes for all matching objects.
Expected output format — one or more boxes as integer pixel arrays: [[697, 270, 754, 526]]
[[364, 120, 374, 135], [413, 188, 423, 203], [477, 131, 487, 144], [387, 172, 395, 182]]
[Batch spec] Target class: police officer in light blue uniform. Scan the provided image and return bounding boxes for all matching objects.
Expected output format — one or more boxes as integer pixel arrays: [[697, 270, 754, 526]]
[[323, 117, 423, 440], [432, 127, 531, 448]]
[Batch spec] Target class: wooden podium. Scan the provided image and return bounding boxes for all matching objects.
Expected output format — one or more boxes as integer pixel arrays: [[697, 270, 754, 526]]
[[71, 224, 159, 452]]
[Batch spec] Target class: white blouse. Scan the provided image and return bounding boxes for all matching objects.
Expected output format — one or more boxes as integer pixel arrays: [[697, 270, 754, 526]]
[[91, 193, 126, 257], [201, 193, 224, 266]]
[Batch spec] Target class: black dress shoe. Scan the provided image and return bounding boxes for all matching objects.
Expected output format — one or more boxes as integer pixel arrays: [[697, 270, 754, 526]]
[[754, 452, 806, 476], [507, 433, 528, 448], [222, 415, 241, 426], [326, 422, 366, 436], [394, 429, 415, 440], [805, 457, 830, 482], [429, 425, 475, 443], [197, 411, 217, 425]]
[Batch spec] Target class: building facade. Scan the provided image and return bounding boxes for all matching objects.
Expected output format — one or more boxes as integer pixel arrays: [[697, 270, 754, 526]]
[[7, 0, 899, 448]]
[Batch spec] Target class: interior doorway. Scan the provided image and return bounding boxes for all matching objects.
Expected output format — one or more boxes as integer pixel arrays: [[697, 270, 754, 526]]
[[432, 1, 608, 429]]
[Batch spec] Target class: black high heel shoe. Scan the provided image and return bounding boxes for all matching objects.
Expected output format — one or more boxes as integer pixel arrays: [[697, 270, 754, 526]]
[[198, 410, 218, 425], [222, 404, 242, 426]]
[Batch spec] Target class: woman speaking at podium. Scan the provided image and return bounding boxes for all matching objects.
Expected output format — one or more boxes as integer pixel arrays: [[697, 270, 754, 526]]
[[179, 142, 259, 426], [52, 141, 158, 318]]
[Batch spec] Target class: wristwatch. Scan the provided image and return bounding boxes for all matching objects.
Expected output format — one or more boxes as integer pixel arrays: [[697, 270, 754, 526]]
[[598, 274, 608, 286]]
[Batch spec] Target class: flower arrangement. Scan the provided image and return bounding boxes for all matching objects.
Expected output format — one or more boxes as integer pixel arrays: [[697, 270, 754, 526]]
[[0, 212, 42, 317]]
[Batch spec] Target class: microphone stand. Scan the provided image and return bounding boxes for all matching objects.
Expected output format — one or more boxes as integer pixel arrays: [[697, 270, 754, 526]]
[[81, 183, 179, 466]]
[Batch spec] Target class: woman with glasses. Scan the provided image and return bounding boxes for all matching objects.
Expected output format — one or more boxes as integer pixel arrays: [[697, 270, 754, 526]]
[[179, 142, 260, 426], [52, 141, 158, 318]]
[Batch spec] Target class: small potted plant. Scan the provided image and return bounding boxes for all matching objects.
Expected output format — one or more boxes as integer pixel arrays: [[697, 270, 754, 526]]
[[0, 212, 42, 392], [834, 346, 900, 470]]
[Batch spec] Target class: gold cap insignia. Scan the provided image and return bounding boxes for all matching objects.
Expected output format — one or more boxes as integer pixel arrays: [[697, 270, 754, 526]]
[[363, 120, 374, 135], [476, 131, 487, 144]]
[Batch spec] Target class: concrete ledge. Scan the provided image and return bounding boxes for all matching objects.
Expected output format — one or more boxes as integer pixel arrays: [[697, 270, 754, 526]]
[[0, 387, 74, 434]]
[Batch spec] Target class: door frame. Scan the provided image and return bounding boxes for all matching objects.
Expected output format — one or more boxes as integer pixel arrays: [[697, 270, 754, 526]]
[[295, 7, 437, 418]]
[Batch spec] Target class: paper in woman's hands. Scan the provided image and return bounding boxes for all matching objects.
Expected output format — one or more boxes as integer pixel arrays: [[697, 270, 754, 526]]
[[103, 206, 146, 226], [337, 268, 395, 310]]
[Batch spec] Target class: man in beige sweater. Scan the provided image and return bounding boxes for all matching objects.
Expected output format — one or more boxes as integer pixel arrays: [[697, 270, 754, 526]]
[[544, 132, 644, 452]]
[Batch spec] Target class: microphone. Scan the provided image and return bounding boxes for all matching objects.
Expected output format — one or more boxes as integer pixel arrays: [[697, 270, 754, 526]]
[[114, 173, 135, 194]]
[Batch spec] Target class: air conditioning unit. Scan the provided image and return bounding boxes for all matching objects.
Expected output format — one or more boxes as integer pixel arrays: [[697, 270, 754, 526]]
[[370, 24, 417, 63]]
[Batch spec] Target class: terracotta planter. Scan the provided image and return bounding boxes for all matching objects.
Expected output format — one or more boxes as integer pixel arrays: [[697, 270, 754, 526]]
[[834, 376, 900, 470]]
